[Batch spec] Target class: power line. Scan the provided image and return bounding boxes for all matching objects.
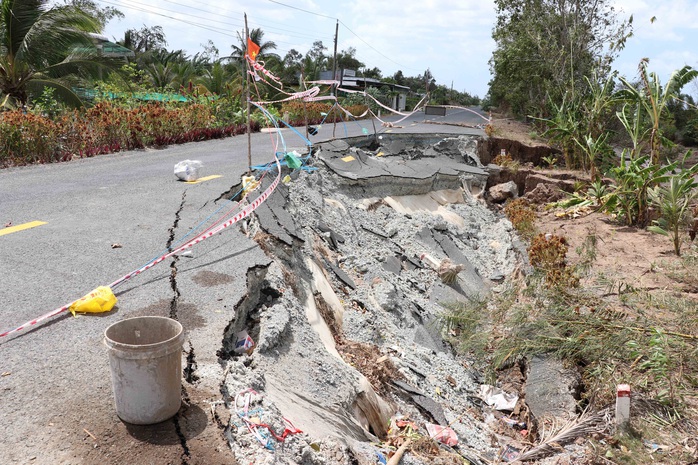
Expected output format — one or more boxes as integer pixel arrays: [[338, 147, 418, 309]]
[[103, 0, 332, 43], [265, 0, 419, 73], [98, 0, 239, 40], [338, 20, 419, 72], [266, 0, 337, 21], [157, 0, 333, 41], [98, 0, 423, 78]]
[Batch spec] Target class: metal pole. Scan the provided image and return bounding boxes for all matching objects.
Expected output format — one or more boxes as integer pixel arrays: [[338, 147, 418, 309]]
[[244, 13, 251, 176]]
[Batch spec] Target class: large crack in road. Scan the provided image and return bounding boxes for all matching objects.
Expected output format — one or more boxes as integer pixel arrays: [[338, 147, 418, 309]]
[[203, 134, 530, 464]]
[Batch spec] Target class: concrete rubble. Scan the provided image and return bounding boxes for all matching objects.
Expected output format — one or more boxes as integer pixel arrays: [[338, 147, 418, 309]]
[[208, 134, 551, 464]]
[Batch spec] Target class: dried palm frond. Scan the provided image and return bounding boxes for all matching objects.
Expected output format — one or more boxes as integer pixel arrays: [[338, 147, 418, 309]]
[[514, 408, 611, 462]]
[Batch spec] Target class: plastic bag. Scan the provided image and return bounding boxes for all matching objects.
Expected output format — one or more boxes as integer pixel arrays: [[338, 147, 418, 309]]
[[174, 160, 203, 181], [69, 286, 117, 316], [241, 175, 260, 198], [284, 151, 303, 169], [425, 423, 458, 446]]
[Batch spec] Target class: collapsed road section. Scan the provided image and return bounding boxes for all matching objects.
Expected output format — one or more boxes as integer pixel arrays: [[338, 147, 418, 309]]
[[214, 133, 526, 464]]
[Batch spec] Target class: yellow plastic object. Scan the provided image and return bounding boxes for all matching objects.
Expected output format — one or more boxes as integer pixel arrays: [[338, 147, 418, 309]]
[[69, 286, 117, 316], [242, 175, 260, 198]]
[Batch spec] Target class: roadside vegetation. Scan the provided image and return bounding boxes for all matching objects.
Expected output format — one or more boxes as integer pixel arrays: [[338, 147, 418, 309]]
[[0, 1, 480, 168], [445, 1, 698, 462]]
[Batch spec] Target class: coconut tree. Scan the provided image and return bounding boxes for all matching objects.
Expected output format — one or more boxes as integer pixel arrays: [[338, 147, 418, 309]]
[[228, 28, 277, 65], [0, 0, 103, 106]]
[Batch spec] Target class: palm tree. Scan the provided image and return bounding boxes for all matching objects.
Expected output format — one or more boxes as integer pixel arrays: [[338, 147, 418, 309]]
[[0, 0, 103, 106], [228, 28, 277, 65]]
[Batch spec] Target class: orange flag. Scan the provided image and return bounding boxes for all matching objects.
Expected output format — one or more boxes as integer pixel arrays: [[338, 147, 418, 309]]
[[247, 38, 260, 62]]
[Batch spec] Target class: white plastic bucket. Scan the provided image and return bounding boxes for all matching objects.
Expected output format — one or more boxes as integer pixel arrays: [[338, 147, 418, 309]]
[[104, 316, 184, 425]]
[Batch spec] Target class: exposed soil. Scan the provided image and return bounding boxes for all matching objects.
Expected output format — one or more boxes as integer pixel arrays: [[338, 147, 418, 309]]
[[485, 118, 698, 464], [489, 117, 697, 298]]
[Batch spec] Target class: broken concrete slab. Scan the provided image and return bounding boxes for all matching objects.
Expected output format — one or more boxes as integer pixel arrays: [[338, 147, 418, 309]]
[[525, 355, 581, 420], [324, 139, 351, 152], [432, 136, 484, 167], [218, 131, 521, 464], [381, 255, 403, 275], [254, 179, 302, 246], [317, 136, 488, 198], [391, 379, 448, 426], [255, 201, 294, 245], [327, 259, 357, 290], [432, 231, 485, 298], [384, 189, 467, 228], [265, 183, 303, 241]]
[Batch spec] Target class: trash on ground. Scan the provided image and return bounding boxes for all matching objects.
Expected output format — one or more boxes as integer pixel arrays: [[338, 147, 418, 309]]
[[644, 441, 670, 453], [501, 417, 527, 430], [69, 286, 117, 316], [110, 243, 122, 249], [241, 175, 260, 197], [479, 384, 519, 411], [234, 388, 302, 450], [419, 253, 441, 270], [437, 258, 465, 284], [284, 151, 303, 169], [425, 422, 458, 446], [174, 159, 203, 182], [501, 445, 521, 462], [233, 330, 255, 354]]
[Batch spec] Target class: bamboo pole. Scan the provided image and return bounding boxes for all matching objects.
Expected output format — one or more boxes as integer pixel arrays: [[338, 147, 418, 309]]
[[244, 13, 251, 176], [386, 438, 411, 465]]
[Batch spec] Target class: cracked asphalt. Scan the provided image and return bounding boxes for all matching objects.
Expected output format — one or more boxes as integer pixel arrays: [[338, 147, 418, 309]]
[[0, 108, 486, 464]]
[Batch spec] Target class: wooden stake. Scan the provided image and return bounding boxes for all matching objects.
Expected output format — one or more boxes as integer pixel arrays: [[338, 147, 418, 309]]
[[244, 13, 251, 176], [386, 438, 411, 465], [332, 19, 339, 139]]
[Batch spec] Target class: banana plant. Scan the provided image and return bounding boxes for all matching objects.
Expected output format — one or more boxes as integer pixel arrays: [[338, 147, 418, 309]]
[[604, 152, 678, 226], [647, 160, 698, 256], [616, 60, 698, 165]]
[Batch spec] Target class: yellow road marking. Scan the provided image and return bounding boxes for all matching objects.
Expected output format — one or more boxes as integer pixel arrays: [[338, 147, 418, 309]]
[[341, 156, 355, 162], [0, 221, 47, 237], [184, 175, 223, 184]]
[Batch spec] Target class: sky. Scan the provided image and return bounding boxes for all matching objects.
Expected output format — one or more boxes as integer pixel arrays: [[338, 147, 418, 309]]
[[95, 0, 698, 98]]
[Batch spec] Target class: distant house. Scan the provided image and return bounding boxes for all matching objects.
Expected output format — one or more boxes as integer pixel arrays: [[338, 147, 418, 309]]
[[320, 69, 409, 111], [88, 33, 135, 60]]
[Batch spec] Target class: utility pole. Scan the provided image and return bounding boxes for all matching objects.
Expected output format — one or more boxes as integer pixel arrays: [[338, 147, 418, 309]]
[[425, 68, 430, 103], [244, 13, 251, 175], [331, 20, 338, 96], [332, 20, 338, 138]]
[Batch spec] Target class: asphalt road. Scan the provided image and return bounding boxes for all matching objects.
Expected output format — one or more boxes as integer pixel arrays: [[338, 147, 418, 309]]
[[0, 107, 486, 464]]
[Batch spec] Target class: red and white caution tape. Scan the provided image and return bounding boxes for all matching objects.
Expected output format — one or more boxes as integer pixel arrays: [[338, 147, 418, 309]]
[[0, 156, 282, 339], [247, 57, 284, 87]]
